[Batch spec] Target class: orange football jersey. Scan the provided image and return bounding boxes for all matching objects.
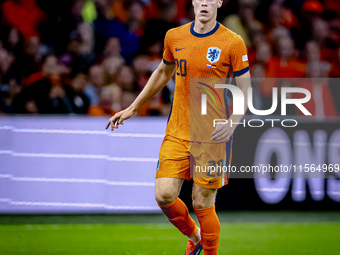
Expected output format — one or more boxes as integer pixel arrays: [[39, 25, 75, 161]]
[[163, 21, 249, 142]]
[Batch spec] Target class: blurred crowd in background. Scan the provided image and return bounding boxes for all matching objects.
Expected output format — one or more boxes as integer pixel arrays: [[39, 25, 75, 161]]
[[0, 0, 340, 118]]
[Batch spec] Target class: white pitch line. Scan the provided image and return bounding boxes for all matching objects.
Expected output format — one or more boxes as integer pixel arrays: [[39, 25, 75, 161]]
[[0, 126, 165, 138], [0, 150, 158, 162], [1, 126, 340, 146], [0, 198, 160, 211], [0, 174, 155, 187]]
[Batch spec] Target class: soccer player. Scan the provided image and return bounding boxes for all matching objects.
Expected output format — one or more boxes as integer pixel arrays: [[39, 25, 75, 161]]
[[106, 0, 251, 254]]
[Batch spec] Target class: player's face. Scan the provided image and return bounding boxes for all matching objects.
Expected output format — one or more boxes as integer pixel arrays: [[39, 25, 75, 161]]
[[192, 0, 223, 23]]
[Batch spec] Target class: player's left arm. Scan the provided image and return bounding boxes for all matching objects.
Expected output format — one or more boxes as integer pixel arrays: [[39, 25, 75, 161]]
[[211, 71, 251, 142]]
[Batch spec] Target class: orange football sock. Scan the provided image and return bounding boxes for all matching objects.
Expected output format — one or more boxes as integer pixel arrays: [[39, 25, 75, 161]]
[[159, 197, 198, 237], [194, 205, 220, 255]]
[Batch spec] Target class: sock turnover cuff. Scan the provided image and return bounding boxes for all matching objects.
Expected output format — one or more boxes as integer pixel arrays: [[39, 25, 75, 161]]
[[158, 197, 179, 211], [194, 205, 216, 219]]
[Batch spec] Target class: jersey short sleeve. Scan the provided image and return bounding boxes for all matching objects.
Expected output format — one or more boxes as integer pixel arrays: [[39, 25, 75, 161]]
[[163, 30, 175, 65], [231, 35, 249, 76]]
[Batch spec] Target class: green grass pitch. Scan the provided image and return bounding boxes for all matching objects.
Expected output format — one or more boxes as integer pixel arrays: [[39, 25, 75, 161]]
[[0, 212, 339, 255]]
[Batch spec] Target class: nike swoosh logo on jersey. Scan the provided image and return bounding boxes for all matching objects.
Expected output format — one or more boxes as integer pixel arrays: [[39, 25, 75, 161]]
[[207, 237, 218, 243], [175, 48, 185, 51], [208, 179, 219, 183]]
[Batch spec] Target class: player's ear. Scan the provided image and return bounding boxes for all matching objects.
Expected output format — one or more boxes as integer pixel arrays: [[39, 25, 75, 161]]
[[218, 0, 223, 8]]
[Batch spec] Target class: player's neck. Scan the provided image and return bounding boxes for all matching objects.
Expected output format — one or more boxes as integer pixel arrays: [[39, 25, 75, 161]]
[[193, 18, 217, 34]]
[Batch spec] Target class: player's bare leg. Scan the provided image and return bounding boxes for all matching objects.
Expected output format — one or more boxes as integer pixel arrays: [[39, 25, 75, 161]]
[[155, 178, 202, 254], [155, 177, 183, 206], [192, 182, 219, 255]]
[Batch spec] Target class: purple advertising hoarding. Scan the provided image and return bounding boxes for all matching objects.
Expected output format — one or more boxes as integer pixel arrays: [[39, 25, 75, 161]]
[[0, 116, 166, 213], [1, 116, 339, 214]]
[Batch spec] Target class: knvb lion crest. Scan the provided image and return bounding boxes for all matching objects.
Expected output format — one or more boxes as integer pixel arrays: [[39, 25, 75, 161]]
[[206, 47, 221, 64]]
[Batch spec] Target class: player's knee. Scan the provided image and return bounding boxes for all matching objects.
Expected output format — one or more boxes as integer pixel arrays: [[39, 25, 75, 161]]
[[192, 196, 214, 209], [192, 199, 206, 209], [155, 190, 177, 206], [192, 185, 217, 209]]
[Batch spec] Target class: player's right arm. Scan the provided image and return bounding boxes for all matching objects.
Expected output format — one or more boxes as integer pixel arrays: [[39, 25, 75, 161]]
[[106, 61, 175, 131]]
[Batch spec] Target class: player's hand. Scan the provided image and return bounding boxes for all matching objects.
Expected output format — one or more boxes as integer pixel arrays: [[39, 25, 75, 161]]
[[105, 108, 136, 131], [210, 122, 234, 143]]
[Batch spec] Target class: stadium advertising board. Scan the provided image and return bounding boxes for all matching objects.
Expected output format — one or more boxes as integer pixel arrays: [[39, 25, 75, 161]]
[[0, 115, 339, 213]]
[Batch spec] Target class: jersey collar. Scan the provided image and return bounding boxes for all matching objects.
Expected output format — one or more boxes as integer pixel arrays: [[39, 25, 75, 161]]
[[190, 21, 220, 38]]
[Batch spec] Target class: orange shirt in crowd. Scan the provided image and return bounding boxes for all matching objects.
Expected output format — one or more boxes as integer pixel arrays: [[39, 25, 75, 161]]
[[294, 81, 338, 118], [260, 57, 306, 97]]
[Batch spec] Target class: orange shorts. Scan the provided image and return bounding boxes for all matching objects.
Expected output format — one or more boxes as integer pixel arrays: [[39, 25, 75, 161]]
[[156, 134, 233, 189]]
